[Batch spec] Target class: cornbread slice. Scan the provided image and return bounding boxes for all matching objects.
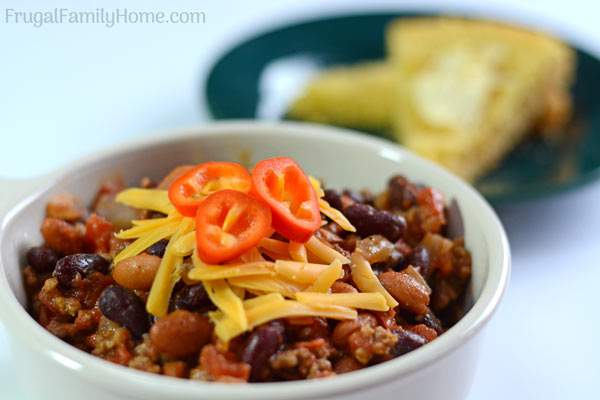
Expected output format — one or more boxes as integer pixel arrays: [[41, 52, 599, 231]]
[[387, 18, 575, 181], [287, 62, 395, 132]]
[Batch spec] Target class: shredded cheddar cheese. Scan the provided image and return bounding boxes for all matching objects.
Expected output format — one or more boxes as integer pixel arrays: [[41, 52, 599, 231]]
[[115, 188, 175, 215], [214, 299, 357, 342], [274, 260, 338, 284], [288, 242, 308, 262], [171, 231, 198, 256], [351, 253, 398, 308], [146, 218, 194, 317], [203, 279, 248, 330], [118, 216, 179, 238], [305, 259, 343, 293], [228, 275, 306, 298], [113, 219, 182, 264], [310, 176, 356, 232], [305, 236, 350, 264], [259, 238, 289, 258], [296, 292, 389, 311], [188, 262, 275, 280], [112, 169, 401, 344]]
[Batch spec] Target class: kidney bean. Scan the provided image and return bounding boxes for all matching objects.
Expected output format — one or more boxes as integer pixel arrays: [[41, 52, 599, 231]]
[[415, 309, 443, 334], [98, 285, 150, 338], [172, 284, 212, 311], [112, 254, 161, 291], [323, 189, 343, 210], [388, 175, 418, 210], [393, 329, 427, 356], [379, 270, 430, 315], [150, 310, 211, 358], [342, 203, 406, 242], [343, 189, 374, 205], [145, 239, 168, 257], [26, 246, 59, 273], [241, 321, 284, 381], [53, 254, 110, 288], [407, 245, 430, 276]]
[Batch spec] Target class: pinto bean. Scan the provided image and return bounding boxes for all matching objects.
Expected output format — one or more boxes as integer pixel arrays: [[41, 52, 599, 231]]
[[46, 193, 85, 221], [379, 270, 429, 315], [331, 281, 358, 294], [112, 254, 161, 291], [150, 310, 211, 358]]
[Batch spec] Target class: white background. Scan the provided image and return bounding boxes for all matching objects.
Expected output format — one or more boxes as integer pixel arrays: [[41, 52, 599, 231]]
[[1, 0, 599, 398]]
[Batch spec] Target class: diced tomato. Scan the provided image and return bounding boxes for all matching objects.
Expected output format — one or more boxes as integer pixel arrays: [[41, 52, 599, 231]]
[[168, 162, 252, 217], [195, 190, 272, 264], [251, 157, 321, 242], [85, 213, 114, 253]]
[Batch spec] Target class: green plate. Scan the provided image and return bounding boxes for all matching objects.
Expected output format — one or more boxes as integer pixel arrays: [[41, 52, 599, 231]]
[[204, 12, 600, 205]]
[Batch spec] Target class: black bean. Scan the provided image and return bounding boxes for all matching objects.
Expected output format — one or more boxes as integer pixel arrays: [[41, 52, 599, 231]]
[[53, 254, 110, 288], [26, 246, 59, 273], [342, 203, 406, 242], [324, 189, 342, 210], [98, 285, 150, 338], [172, 284, 212, 311], [407, 245, 430, 277], [241, 321, 284, 381], [393, 329, 426, 356], [145, 239, 168, 257], [388, 175, 417, 210]]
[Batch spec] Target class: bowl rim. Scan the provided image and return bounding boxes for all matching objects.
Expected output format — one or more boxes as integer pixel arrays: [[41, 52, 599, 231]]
[[0, 121, 510, 399]]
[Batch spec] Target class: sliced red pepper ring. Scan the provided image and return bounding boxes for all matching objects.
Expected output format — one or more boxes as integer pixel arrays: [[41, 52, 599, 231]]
[[168, 162, 252, 217], [195, 190, 272, 264], [251, 157, 321, 242]]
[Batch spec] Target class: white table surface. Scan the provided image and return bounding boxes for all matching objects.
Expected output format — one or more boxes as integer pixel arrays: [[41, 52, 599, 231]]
[[1, 0, 599, 398]]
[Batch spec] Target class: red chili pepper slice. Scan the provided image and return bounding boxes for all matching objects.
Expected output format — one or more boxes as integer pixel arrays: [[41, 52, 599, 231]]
[[195, 190, 272, 264], [168, 162, 252, 217], [251, 157, 321, 242]]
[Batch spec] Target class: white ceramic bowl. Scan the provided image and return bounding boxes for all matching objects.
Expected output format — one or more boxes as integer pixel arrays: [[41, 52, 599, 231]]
[[0, 122, 509, 400]]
